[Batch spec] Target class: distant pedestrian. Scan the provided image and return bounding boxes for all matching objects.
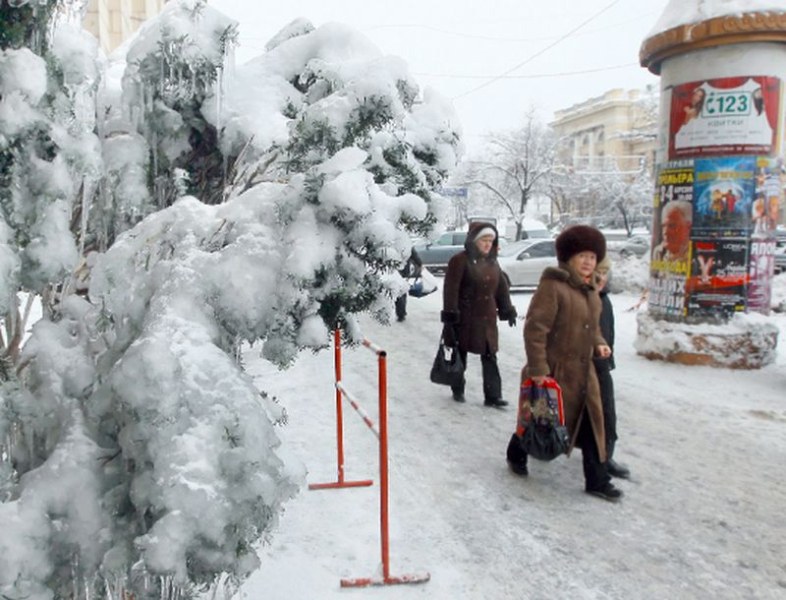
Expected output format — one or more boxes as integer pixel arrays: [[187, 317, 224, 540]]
[[594, 255, 630, 480], [395, 247, 422, 322], [506, 225, 623, 502], [441, 222, 517, 407]]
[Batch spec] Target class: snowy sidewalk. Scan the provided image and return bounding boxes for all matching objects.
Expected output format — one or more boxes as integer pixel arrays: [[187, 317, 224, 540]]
[[238, 287, 786, 600]]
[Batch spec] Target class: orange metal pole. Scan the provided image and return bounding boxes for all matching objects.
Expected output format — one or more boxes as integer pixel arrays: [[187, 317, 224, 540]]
[[334, 328, 345, 484], [309, 329, 373, 491], [378, 351, 390, 581], [338, 343, 429, 588]]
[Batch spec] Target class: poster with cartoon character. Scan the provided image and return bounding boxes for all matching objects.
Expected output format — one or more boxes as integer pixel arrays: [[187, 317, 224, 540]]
[[692, 156, 756, 238]]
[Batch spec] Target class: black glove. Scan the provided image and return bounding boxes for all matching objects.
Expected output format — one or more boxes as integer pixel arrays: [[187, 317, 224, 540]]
[[442, 323, 458, 346], [502, 308, 518, 327]]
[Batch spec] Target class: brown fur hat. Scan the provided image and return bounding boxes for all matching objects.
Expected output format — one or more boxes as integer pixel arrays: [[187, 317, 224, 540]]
[[555, 225, 606, 264]]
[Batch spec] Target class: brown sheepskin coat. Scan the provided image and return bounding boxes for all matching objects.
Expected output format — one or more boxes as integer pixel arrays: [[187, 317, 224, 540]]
[[522, 265, 608, 461], [442, 223, 516, 355]]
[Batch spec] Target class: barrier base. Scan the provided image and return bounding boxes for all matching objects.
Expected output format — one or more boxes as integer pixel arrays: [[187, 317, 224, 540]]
[[340, 572, 431, 588], [308, 479, 373, 490]]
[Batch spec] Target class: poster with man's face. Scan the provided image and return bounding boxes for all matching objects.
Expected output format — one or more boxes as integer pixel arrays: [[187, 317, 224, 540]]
[[668, 76, 782, 160]]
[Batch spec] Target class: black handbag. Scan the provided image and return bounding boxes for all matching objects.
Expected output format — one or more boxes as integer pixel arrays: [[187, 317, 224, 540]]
[[518, 378, 569, 461], [429, 340, 464, 387]]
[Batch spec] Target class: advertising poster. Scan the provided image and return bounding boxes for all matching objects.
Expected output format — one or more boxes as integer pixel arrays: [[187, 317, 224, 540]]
[[686, 238, 749, 317], [651, 160, 694, 263], [648, 269, 689, 319], [747, 238, 776, 313], [649, 161, 693, 319], [752, 156, 784, 237], [692, 156, 756, 238], [668, 76, 781, 159]]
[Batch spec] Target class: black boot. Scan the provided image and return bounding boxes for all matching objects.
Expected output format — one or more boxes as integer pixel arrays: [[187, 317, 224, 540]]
[[506, 433, 528, 476], [586, 481, 623, 502], [452, 392, 466, 403], [483, 398, 508, 408], [607, 458, 630, 479]]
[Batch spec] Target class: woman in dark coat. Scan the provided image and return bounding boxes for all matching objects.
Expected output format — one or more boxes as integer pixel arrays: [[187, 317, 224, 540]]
[[506, 225, 624, 502], [441, 222, 517, 407], [594, 256, 630, 479]]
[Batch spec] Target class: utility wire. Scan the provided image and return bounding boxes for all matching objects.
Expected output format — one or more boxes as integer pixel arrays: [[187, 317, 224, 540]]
[[415, 62, 637, 80], [452, 0, 622, 100], [364, 11, 659, 44]]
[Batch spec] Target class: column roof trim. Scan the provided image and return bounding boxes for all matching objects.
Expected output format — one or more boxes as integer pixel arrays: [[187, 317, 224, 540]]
[[640, 11, 786, 74]]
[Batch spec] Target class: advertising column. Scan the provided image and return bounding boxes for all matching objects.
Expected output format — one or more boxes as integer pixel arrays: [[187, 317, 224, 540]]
[[638, 8, 786, 367], [648, 51, 786, 322]]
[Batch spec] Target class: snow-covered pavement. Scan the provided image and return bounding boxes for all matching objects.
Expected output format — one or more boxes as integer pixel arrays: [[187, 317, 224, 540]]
[[237, 283, 786, 600]]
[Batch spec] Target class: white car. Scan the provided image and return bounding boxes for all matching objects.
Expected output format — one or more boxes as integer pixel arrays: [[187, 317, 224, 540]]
[[497, 239, 557, 288]]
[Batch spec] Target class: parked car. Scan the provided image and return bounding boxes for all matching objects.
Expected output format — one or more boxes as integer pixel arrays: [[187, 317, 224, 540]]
[[597, 229, 651, 258], [497, 239, 557, 288], [617, 234, 651, 258], [774, 245, 786, 274], [413, 231, 468, 273], [774, 228, 786, 274]]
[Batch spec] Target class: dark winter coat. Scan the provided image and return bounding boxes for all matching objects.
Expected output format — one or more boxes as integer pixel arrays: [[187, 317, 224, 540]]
[[441, 222, 516, 355], [593, 287, 616, 373], [522, 264, 607, 462], [594, 285, 617, 448]]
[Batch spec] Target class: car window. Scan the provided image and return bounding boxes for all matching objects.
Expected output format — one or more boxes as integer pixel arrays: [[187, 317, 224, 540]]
[[520, 241, 555, 258], [498, 240, 536, 257], [435, 232, 454, 245], [453, 233, 468, 245]]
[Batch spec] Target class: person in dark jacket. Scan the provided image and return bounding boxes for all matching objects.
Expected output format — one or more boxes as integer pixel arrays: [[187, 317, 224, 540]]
[[506, 224, 623, 502], [395, 247, 423, 322], [594, 256, 630, 479], [441, 222, 517, 408]]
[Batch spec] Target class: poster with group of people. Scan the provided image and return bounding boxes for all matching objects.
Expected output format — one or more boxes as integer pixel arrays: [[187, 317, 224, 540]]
[[649, 75, 785, 319]]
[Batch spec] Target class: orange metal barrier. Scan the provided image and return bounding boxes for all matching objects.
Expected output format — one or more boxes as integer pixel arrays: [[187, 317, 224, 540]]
[[310, 328, 429, 588]]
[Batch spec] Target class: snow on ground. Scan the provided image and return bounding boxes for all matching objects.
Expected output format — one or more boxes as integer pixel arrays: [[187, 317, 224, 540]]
[[237, 276, 786, 600]]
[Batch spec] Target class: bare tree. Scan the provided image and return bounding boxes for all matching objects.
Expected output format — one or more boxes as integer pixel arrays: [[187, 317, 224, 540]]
[[582, 165, 654, 232], [454, 108, 559, 240]]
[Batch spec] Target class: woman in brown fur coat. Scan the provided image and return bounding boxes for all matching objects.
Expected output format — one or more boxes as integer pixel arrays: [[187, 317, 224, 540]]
[[506, 225, 624, 502], [440, 222, 517, 407]]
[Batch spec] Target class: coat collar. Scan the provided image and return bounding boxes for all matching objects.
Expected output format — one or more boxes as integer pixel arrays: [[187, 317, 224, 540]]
[[541, 264, 598, 291]]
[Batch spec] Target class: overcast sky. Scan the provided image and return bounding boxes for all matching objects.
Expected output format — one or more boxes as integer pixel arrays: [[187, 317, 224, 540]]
[[208, 0, 670, 148]]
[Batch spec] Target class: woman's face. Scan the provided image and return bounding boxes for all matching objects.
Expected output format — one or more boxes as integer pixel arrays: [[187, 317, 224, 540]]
[[596, 269, 609, 289], [568, 250, 597, 281], [475, 234, 495, 255]]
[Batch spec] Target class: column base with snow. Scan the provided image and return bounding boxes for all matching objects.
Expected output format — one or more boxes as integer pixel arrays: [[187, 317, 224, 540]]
[[634, 312, 779, 370]]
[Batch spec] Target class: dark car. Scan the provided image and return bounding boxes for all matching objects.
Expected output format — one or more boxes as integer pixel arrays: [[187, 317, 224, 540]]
[[775, 228, 786, 274], [413, 231, 468, 273], [617, 234, 651, 258]]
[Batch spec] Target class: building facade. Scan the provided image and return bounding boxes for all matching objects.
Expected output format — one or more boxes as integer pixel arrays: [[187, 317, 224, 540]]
[[550, 87, 658, 176], [83, 0, 166, 55]]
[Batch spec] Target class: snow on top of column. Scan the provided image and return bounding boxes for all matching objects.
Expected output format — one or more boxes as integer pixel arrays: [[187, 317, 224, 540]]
[[649, 0, 786, 37]]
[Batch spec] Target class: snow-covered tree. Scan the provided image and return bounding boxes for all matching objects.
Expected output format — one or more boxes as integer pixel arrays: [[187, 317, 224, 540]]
[[0, 1, 461, 598]]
